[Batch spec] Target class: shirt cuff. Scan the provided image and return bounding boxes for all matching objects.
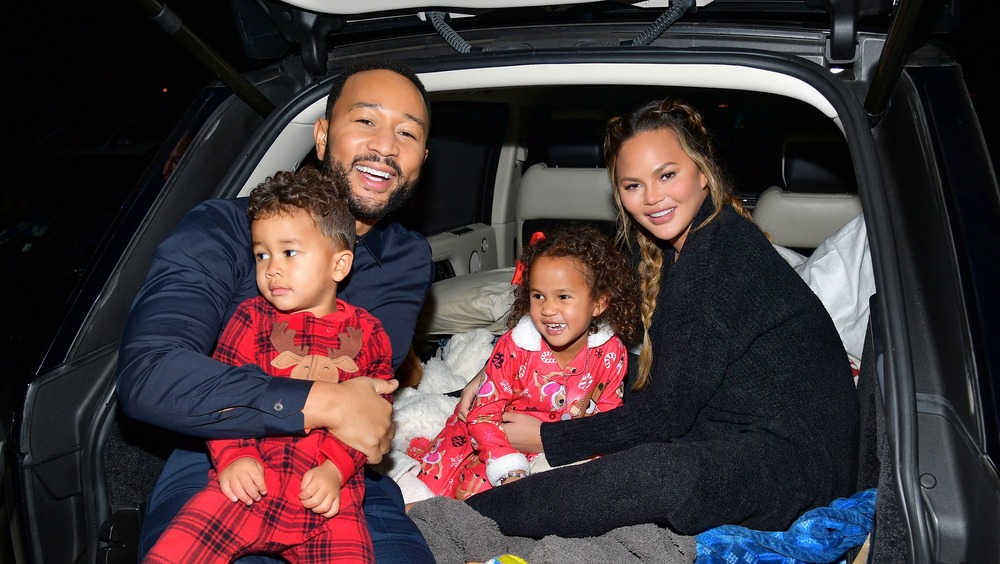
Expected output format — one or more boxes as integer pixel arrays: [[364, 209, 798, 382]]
[[319, 441, 359, 483], [215, 449, 262, 472], [259, 377, 311, 435]]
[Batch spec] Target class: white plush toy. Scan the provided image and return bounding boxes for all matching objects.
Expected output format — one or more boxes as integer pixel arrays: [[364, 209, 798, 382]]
[[416, 327, 497, 394], [376, 328, 496, 502]]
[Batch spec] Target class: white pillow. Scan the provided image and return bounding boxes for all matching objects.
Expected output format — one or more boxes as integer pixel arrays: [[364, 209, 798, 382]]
[[415, 267, 516, 336], [792, 213, 874, 361]]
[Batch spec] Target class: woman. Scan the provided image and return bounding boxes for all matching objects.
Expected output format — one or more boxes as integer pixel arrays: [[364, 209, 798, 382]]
[[462, 98, 860, 538]]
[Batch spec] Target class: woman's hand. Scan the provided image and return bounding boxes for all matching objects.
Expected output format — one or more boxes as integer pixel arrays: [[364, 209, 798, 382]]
[[303, 378, 398, 463], [502, 412, 544, 453], [456, 369, 486, 422]]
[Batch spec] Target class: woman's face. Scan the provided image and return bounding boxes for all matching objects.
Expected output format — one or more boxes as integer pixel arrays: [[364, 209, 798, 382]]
[[615, 128, 709, 252]]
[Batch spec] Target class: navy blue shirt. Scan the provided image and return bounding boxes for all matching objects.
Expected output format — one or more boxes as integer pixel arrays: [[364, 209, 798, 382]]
[[117, 197, 433, 439]]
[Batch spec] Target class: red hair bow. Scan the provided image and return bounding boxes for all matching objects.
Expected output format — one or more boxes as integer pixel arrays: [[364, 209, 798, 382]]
[[511, 231, 546, 285]]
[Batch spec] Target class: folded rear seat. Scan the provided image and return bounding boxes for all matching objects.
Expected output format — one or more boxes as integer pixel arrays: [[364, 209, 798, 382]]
[[752, 138, 862, 254]]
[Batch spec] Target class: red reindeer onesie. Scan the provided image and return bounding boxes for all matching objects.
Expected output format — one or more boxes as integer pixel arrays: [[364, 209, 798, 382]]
[[408, 316, 627, 499]]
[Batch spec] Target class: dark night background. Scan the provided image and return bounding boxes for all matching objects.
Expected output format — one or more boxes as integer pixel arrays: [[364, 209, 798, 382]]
[[2, 1, 997, 383]]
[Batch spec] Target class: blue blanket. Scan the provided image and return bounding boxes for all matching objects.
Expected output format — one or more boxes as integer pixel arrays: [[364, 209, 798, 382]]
[[695, 489, 876, 564]]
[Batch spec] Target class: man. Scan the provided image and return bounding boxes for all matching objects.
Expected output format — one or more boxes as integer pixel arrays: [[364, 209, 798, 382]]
[[118, 58, 435, 562]]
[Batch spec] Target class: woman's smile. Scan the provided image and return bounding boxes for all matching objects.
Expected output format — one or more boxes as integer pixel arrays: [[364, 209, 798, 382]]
[[647, 206, 677, 224]]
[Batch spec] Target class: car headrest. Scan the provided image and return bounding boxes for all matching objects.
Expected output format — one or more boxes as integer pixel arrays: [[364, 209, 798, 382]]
[[754, 139, 861, 250], [516, 163, 616, 244], [541, 113, 609, 168]]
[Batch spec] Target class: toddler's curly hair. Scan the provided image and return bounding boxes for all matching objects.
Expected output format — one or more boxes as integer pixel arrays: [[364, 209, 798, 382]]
[[507, 223, 639, 343], [247, 165, 355, 251]]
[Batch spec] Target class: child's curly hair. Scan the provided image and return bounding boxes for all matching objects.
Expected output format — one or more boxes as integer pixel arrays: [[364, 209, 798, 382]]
[[247, 165, 355, 251], [506, 223, 639, 343]]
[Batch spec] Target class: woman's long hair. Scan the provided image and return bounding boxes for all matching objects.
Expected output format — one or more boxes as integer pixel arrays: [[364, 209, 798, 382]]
[[603, 98, 751, 390]]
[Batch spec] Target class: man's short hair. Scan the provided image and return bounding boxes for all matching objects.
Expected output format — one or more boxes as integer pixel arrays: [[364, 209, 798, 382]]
[[324, 58, 431, 125]]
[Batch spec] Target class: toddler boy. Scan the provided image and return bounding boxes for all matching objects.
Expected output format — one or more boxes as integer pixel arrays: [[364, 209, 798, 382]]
[[145, 166, 391, 563]]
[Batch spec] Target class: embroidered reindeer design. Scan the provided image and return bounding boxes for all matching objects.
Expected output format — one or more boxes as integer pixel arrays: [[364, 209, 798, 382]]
[[268, 321, 362, 382], [567, 381, 606, 418]]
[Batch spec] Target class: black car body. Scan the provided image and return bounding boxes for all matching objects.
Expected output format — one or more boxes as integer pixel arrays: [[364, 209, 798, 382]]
[[4, 1, 998, 562]]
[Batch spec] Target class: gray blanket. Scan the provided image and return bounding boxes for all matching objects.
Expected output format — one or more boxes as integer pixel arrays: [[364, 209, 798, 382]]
[[408, 497, 697, 564]]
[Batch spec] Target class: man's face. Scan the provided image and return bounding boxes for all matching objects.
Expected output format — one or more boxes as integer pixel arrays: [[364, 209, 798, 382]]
[[314, 69, 429, 221]]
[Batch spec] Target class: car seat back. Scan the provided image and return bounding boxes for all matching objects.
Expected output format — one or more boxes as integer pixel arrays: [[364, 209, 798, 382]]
[[516, 111, 617, 247], [752, 139, 862, 252], [516, 163, 617, 245]]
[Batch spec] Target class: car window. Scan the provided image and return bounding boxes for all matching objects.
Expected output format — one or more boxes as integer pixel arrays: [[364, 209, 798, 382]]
[[516, 85, 845, 198], [395, 101, 509, 236]]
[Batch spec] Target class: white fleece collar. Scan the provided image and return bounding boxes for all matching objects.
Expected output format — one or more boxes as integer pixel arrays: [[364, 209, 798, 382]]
[[509, 315, 615, 351]]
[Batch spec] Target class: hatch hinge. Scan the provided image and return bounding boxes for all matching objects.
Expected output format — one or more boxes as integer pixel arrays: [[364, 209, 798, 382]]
[[804, 0, 894, 62], [254, 0, 345, 77]]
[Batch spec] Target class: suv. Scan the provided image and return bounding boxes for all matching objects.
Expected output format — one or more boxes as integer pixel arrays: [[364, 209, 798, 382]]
[[4, 1, 997, 563]]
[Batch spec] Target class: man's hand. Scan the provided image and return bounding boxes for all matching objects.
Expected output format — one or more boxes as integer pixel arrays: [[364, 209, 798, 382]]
[[456, 369, 486, 422], [300, 460, 342, 518], [303, 378, 398, 463], [218, 457, 267, 505], [502, 412, 544, 453]]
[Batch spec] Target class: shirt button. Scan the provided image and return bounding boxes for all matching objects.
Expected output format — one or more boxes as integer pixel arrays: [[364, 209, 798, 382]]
[[548, 413, 557, 420], [274, 400, 283, 412]]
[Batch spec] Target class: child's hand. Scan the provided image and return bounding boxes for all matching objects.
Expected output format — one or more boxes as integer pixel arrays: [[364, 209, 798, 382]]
[[219, 457, 267, 505], [300, 460, 343, 518], [499, 469, 528, 485], [457, 369, 486, 422]]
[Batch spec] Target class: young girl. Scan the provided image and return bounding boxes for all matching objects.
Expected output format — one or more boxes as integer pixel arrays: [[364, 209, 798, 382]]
[[407, 223, 638, 499]]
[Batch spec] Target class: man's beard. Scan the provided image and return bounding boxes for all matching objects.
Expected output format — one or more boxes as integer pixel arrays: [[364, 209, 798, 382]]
[[323, 152, 418, 221]]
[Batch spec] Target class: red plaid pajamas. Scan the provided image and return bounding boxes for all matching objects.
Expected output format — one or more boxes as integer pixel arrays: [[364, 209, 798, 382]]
[[146, 296, 392, 563]]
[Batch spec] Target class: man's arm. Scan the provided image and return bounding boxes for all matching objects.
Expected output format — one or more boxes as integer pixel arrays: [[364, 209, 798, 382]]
[[116, 199, 395, 455], [117, 199, 311, 439]]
